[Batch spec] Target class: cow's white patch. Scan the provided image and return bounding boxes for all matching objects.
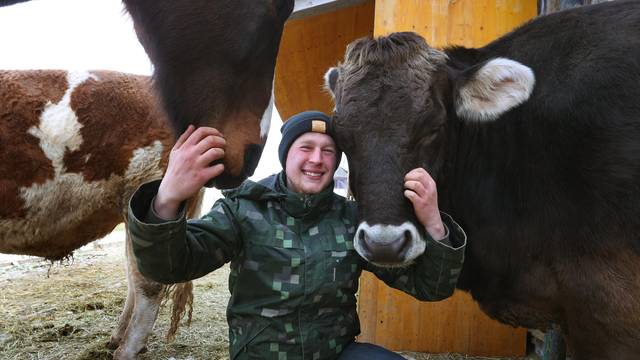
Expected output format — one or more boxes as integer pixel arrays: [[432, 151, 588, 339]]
[[260, 88, 274, 139], [354, 221, 426, 267], [3, 139, 165, 255], [114, 291, 162, 359], [27, 71, 98, 175], [123, 141, 165, 195], [456, 57, 535, 122]]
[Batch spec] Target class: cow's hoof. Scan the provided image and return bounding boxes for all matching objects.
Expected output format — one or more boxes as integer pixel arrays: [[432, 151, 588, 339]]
[[105, 338, 120, 350], [113, 348, 135, 360]]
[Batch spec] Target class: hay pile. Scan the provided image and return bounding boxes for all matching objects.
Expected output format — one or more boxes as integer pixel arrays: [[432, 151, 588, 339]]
[[0, 241, 532, 360], [0, 242, 230, 360]]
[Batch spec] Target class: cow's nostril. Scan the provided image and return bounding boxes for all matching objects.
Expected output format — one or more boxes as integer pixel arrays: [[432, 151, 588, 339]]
[[242, 143, 263, 178], [388, 233, 407, 254], [358, 230, 373, 259], [358, 229, 413, 264], [398, 230, 412, 259]]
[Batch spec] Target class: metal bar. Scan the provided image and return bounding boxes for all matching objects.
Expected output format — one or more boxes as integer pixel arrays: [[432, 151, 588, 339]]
[[291, 0, 369, 20]]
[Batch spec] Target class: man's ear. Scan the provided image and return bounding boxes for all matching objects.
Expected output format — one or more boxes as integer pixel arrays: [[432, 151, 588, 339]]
[[324, 67, 339, 100], [455, 58, 535, 122]]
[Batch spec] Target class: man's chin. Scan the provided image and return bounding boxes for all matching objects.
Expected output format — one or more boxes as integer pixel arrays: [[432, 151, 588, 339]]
[[301, 181, 331, 194]]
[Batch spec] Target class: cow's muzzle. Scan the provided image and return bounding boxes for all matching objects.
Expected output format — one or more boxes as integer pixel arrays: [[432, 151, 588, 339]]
[[205, 143, 263, 189], [354, 222, 426, 266]]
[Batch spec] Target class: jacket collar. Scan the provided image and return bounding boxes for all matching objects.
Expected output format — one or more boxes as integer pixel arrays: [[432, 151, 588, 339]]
[[275, 172, 335, 218], [223, 172, 335, 219]]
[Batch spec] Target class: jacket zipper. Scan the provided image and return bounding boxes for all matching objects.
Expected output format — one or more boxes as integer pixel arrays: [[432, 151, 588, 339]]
[[298, 216, 306, 359]]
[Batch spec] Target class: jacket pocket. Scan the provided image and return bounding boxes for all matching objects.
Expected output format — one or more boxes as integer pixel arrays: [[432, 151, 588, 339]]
[[245, 227, 305, 268], [231, 318, 270, 360], [322, 236, 360, 287]]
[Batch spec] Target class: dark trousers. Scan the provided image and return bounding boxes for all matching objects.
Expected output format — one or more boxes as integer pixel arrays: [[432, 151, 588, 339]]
[[337, 342, 406, 359]]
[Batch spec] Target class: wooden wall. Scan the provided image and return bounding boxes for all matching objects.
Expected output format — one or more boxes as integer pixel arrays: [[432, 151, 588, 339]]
[[374, 0, 537, 46], [274, 0, 538, 356], [358, 274, 528, 356], [274, 0, 375, 120]]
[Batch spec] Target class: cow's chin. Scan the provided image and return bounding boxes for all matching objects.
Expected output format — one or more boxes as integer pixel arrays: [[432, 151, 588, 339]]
[[206, 173, 245, 189], [354, 222, 426, 268], [205, 143, 264, 189]]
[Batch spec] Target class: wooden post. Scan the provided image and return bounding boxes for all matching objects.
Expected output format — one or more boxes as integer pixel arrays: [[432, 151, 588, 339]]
[[274, 0, 375, 120]]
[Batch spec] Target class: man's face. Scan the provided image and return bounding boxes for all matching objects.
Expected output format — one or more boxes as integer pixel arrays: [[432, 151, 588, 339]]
[[285, 132, 337, 194]]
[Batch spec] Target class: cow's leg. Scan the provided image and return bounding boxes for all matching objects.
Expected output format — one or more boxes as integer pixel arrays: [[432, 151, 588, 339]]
[[111, 230, 165, 360], [107, 238, 137, 350], [110, 192, 201, 358], [560, 250, 640, 360], [564, 314, 640, 360]]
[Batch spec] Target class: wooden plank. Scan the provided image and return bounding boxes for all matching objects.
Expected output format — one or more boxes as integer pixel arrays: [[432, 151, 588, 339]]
[[292, 0, 370, 20], [274, 0, 375, 120], [358, 271, 527, 356], [357, 271, 379, 341], [373, 0, 537, 47]]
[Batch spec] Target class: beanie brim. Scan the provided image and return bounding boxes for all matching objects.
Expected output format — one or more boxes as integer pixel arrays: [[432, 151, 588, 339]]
[[278, 111, 342, 169]]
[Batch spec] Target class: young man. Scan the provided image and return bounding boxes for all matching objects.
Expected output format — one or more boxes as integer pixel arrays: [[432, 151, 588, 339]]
[[128, 111, 466, 360]]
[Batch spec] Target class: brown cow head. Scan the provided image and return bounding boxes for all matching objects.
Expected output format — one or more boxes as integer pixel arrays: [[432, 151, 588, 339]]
[[123, 0, 295, 188], [325, 32, 534, 266]]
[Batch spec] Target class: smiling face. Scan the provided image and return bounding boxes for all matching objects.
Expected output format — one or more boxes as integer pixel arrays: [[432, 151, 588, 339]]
[[285, 132, 337, 194]]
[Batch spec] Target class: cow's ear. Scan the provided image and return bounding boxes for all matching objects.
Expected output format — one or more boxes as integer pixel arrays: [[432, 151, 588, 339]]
[[455, 58, 535, 122], [324, 67, 339, 100]]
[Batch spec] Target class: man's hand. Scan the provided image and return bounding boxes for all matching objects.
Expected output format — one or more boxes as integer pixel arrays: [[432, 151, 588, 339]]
[[404, 168, 446, 240], [154, 125, 226, 219]]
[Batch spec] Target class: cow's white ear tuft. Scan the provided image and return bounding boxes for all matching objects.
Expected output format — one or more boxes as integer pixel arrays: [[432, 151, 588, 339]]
[[455, 58, 535, 122], [324, 67, 339, 99]]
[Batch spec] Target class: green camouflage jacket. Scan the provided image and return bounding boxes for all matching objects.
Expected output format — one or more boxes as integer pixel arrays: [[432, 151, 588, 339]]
[[128, 172, 466, 360]]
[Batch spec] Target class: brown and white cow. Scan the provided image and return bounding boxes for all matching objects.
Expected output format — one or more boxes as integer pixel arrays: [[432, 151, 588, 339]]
[[0, 69, 204, 359], [325, 1, 640, 359]]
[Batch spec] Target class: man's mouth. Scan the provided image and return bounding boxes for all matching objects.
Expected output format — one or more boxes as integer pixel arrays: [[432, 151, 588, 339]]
[[302, 171, 323, 178]]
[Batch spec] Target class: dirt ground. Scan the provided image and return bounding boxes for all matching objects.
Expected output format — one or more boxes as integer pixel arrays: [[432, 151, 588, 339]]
[[0, 237, 534, 360]]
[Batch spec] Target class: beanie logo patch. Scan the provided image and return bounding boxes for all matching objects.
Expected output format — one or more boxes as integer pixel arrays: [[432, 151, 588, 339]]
[[311, 120, 327, 133]]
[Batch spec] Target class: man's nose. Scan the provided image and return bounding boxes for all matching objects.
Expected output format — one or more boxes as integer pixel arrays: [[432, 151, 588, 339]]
[[309, 148, 322, 162]]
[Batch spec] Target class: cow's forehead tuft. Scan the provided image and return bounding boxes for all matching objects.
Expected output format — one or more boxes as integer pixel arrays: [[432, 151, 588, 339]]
[[341, 33, 447, 75]]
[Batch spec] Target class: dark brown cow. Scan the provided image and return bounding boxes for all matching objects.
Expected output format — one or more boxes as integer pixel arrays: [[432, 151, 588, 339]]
[[0, 69, 202, 359], [325, 2, 640, 359], [122, 0, 294, 188]]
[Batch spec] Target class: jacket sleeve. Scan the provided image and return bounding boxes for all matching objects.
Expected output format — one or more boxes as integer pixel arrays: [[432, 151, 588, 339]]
[[128, 180, 242, 284], [364, 212, 466, 301]]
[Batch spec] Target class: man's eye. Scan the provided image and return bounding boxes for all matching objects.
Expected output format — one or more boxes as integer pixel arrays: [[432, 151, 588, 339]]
[[323, 149, 335, 154]]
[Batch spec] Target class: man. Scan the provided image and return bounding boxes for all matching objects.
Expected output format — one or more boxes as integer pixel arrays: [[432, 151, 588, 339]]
[[128, 111, 466, 359]]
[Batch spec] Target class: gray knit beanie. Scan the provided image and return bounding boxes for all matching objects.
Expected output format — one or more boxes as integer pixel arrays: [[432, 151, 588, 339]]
[[278, 110, 341, 169]]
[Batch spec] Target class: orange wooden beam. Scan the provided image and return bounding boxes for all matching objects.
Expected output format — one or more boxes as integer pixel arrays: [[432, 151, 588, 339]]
[[274, 0, 375, 120]]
